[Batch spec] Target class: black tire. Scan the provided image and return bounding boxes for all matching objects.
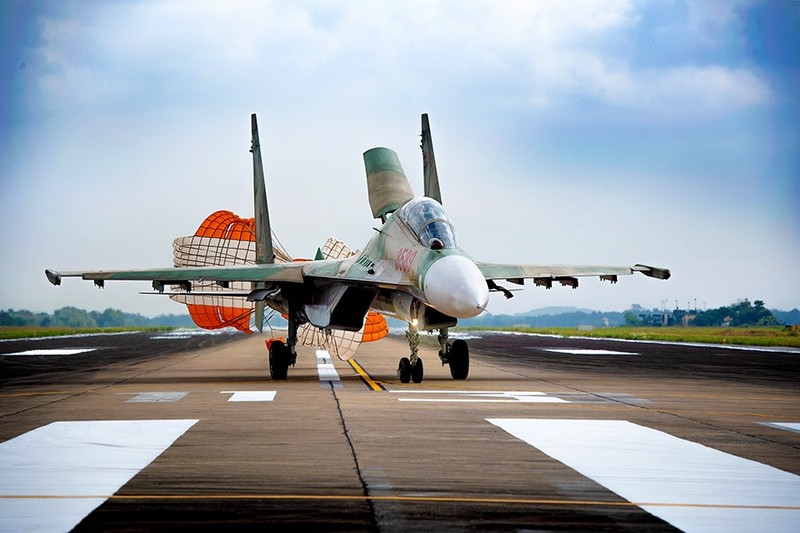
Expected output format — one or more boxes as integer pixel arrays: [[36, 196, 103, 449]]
[[411, 358, 424, 383], [449, 339, 469, 380], [269, 341, 289, 380], [398, 357, 412, 383]]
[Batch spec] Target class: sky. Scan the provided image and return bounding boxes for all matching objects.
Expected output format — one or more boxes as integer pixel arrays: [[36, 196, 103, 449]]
[[1, 0, 798, 318]]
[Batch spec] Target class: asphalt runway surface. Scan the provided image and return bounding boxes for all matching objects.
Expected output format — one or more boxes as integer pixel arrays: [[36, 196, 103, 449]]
[[1, 329, 799, 532]]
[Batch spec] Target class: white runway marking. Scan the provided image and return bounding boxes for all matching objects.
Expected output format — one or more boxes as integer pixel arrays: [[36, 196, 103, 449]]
[[222, 391, 277, 402], [126, 392, 188, 403], [488, 419, 800, 532], [3, 348, 96, 356], [0, 419, 198, 533], [393, 390, 568, 403], [544, 348, 638, 356], [761, 422, 800, 435], [317, 350, 342, 388]]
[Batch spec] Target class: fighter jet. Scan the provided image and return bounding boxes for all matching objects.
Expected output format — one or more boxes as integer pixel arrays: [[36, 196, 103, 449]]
[[46, 114, 670, 383]]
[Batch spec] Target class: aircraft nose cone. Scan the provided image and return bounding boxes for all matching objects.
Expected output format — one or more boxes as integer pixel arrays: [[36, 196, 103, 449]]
[[423, 255, 489, 319]]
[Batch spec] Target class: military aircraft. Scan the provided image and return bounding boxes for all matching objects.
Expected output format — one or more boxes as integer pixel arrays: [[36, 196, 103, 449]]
[[46, 114, 670, 383]]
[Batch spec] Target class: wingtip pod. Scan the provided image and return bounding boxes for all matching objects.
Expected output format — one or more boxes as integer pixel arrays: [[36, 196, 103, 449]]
[[45, 269, 61, 286], [633, 264, 671, 280]]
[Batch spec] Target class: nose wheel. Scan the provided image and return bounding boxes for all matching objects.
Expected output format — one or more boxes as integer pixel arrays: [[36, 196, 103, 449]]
[[398, 356, 424, 383]]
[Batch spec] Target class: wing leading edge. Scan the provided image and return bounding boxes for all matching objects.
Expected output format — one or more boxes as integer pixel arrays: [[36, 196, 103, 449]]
[[44, 261, 336, 288]]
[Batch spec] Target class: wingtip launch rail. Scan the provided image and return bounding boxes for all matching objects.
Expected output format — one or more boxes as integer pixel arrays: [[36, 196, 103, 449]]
[[45, 113, 670, 383]]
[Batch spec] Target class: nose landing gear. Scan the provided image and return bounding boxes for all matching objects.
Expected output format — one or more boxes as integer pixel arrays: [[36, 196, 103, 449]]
[[397, 327, 469, 383], [398, 328, 424, 383]]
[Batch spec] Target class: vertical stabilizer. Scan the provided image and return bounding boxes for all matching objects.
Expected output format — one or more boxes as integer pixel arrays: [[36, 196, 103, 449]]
[[251, 114, 274, 265], [251, 113, 272, 332], [421, 113, 442, 204], [364, 147, 414, 221]]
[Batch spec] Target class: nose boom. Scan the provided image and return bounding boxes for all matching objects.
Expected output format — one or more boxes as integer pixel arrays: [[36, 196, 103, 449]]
[[423, 255, 489, 319]]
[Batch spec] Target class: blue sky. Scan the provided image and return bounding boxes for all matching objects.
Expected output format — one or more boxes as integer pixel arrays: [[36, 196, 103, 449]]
[[1, 0, 798, 317]]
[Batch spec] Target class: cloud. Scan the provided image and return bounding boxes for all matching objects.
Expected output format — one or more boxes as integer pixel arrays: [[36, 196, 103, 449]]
[[30, 1, 770, 120]]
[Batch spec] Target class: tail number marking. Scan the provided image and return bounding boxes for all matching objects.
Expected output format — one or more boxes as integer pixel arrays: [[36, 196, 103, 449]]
[[396, 248, 418, 273]]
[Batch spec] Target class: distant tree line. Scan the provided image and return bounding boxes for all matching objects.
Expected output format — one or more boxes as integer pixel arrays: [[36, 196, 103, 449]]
[[690, 299, 781, 327], [0, 307, 195, 328], [462, 301, 798, 329], [626, 299, 795, 327]]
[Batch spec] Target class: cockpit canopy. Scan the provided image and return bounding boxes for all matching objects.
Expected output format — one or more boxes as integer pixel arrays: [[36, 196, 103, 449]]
[[396, 197, 457, 249]]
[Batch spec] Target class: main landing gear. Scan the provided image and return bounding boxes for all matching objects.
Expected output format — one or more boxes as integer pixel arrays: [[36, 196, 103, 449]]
[[267, 305, 300, 380], [397, 327, 469, 384]]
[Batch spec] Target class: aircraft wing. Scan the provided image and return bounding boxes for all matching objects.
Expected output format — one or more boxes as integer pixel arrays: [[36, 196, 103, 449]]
[[45, 257, 418, 293], [477, 262, 670, 290], [45, 260, 345, 288]]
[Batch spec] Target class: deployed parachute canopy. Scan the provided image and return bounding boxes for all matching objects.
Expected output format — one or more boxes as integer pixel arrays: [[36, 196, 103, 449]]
[[171, 211, 388, 357]]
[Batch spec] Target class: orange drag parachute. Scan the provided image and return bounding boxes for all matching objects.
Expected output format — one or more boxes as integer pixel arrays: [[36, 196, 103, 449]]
[[171, 211, 388, 358], [170, 210, 269, 334]]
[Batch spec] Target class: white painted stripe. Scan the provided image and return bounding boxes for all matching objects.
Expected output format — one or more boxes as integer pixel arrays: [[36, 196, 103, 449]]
[[393, 390, 568, 404], [222, 391, 277, 402], [487, 419, 800, 532], [761, 422, 800, 435], [316, 350, 341, 383], [126, 392, 188, 403], [399, 397, 566, 403], [0, 419, 198, 533], [3, 348, 96, 356], [544, 348, 637, 356]]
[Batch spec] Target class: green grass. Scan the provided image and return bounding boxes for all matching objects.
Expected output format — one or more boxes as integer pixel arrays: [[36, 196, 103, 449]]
[[457, 326, 800, 348], [0, 326, 178, 340]]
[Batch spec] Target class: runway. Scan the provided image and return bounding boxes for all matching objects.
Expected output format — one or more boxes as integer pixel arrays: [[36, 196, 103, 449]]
[[1, 329, 799, 531]]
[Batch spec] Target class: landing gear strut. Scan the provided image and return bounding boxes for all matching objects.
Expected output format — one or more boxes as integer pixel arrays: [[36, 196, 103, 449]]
[[398, 326, 470, 383], [398, 327, 424, 383], [437, 327, 469, 380]]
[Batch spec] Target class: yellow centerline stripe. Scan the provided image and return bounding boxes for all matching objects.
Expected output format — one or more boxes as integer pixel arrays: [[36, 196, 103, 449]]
[[348, 359, 385, 391], [1, 494, 798, 511]]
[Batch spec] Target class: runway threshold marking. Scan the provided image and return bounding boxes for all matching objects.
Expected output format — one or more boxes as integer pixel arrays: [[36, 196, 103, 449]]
[[0, 419, 198, 533], [221, 391, 277, 402], [347, 359, 386, 391], [126, 392, 188, 403], [488, 419, 800, 532], [390, 390, 568, 403]]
